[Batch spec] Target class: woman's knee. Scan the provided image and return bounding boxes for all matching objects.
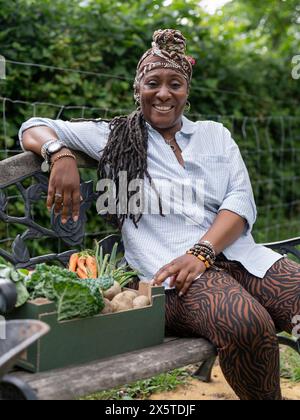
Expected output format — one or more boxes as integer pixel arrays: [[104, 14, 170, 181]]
[[208, 291, 278, 351], [258, 257, 300, 333], [165, 269, 278, 348], [235, 307, 277, 347]]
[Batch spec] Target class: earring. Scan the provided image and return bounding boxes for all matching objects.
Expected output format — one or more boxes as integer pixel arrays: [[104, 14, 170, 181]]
[[185, 101, 191, 113]]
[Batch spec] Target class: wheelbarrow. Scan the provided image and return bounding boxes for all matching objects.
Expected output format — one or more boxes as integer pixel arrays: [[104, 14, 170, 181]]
[[0, 279, 50, 400]]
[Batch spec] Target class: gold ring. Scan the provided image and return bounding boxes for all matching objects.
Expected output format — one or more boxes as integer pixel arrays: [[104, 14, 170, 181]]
[[55, 193, 63, 199]]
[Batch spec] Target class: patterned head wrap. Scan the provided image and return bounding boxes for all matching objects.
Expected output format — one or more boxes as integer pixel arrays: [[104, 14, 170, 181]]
[[134, 29, 195, 102]]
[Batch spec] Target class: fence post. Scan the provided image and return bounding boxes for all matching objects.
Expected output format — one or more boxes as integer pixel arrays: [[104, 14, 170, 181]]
[[292, 55, 300, 80], [0, 315, 6, 340], [0, 55, 6, 80]]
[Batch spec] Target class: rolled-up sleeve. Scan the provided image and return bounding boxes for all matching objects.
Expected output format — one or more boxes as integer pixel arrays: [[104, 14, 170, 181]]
[[18, 117, 110, 162], [218, 127, 257, 234]]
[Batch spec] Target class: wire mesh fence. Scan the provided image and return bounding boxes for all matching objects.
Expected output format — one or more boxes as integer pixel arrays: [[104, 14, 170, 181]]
[[0, 94, 300, 256]]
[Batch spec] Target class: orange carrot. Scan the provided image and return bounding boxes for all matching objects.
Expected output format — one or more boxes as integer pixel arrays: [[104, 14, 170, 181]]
[[69, 253, 79, 272], [86, 256, 98, 278], [77, 257, 88, 276], [77, 267, 88, 279]]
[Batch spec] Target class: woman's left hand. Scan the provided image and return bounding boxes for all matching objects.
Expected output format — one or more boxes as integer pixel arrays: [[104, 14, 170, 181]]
[[152, 254, 206, 296]]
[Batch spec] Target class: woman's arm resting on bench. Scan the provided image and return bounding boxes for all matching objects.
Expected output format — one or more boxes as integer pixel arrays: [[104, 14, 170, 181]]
[[22, 126, 81, 223]]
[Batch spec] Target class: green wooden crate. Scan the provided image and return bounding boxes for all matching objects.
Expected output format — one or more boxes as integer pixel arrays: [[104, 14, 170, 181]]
[[9, 282, 165, 372]]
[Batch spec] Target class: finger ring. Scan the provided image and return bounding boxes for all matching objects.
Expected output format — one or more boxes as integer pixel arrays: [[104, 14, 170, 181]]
[[192, 273, 203, 282], [55, 193, 63, 199]]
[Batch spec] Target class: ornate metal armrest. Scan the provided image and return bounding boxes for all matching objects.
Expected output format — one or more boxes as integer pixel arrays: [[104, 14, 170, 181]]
[[0, 151, 98, 268], [263, 237, 300, 262]]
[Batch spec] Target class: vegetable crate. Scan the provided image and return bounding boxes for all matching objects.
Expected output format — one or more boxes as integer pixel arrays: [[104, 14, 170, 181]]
[[8, 282, 165, 373]]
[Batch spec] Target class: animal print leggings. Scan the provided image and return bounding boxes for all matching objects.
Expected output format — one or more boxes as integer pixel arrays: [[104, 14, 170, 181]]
[[163, 254, 300, 400]]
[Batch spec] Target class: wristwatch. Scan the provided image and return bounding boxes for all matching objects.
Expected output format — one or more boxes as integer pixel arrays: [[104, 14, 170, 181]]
[[41, 140, 65, 172]]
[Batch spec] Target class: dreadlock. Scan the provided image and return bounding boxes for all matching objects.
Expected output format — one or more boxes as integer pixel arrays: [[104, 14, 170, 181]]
[[71, 110, 164, 230]]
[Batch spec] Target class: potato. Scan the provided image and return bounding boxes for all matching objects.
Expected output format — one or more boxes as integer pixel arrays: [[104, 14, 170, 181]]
[[133, 295, 151, 308], [121, 290, 138, 301], [101, 298, 113, 314], [32, 298, 52, 305], [111, 292, 133, 312], [103, 281, 122, 300]]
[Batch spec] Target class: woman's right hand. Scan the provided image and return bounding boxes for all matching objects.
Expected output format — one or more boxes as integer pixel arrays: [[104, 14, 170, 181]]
[[46, 156, 81, 224]]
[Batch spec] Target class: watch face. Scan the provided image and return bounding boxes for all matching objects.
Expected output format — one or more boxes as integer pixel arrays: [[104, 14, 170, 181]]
[[48, 142, 63, 154]]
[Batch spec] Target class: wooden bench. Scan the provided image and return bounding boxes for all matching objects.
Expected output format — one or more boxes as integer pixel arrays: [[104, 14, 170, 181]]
[[0, 151, 299, 400], [11, 337, 215, 400]]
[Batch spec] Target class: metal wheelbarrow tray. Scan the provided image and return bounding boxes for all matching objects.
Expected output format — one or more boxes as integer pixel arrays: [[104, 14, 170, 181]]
[[0, 320, 49, 400]]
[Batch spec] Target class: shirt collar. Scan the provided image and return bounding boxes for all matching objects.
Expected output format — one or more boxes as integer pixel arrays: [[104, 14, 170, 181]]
[[180, 115, 197, 136], [146, 115, 196, 137]]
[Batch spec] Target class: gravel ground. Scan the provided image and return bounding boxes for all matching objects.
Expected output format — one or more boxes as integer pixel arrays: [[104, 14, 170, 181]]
[[150, 363, 300, 401]]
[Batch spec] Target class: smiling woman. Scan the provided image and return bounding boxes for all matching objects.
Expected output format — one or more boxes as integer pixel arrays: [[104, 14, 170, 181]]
[[139, 69, 188, 140], [19, 28, 300, 400]]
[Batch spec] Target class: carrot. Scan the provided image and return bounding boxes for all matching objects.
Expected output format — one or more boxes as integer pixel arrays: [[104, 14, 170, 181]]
[[86, 256, 98, 278], [69, 253, 79, 272], [77, 256, 88, 275], [77, 267, 88, 279]]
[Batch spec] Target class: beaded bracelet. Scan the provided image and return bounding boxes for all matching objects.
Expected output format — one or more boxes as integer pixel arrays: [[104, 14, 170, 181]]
[[197, 254, 212, 269], [192, 244, 216, 258], [186, 241, 216, 268], [192, 245, 215, 259], [194, 241, 215, 255], [190, 245, 215, 262], [50, 153, 76, 172], [194, 242, 215, 258], [186, 250, 213, 268]]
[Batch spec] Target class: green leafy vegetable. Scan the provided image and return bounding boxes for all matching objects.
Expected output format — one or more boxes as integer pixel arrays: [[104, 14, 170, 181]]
[[0, 242, 139, 320], [14, 281, 30, 307], [26, 264, 72, 301], [53, 277, 105, 321], [0, 262, 30, 307], [95, 241, 141, 290], [26, 264, 104, 320], [97, 275, 114, 291]]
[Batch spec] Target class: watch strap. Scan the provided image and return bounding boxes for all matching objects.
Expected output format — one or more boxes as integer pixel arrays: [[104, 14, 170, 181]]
[[45, 140, 65, 163], [41, 140, 57, 161]]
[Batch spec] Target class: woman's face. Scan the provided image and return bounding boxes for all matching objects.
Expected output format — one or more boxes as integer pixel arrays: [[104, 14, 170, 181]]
[[138, 68, 188, 135]]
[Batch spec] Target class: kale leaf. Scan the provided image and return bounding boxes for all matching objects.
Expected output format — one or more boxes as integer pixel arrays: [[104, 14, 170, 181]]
[[27, 264, 104, 321]]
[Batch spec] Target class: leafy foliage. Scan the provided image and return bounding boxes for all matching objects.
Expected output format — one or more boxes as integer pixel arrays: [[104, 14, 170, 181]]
[[27, 263, 105, 320], [0, 260, 30, 307], [81, 367, 190, 400], [280, 345, 300, 383], [0, 0, 299, 119]]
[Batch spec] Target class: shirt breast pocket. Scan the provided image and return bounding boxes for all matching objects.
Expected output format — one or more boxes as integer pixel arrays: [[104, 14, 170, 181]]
[[193, 155, 230, 206]]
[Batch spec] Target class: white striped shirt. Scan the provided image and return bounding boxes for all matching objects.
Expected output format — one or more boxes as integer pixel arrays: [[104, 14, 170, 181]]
[[19, 115, 283, 288]]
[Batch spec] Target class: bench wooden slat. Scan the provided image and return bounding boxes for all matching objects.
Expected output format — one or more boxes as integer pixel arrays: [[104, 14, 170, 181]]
[[14, 337, 216, 400], [0, 151, 97, 188]]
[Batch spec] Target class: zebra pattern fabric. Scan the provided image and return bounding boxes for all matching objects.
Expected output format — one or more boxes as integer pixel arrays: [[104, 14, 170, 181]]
[[126, 255, 299, 399], [162, 255, 300, 400], [166, 254, 300, 400]]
